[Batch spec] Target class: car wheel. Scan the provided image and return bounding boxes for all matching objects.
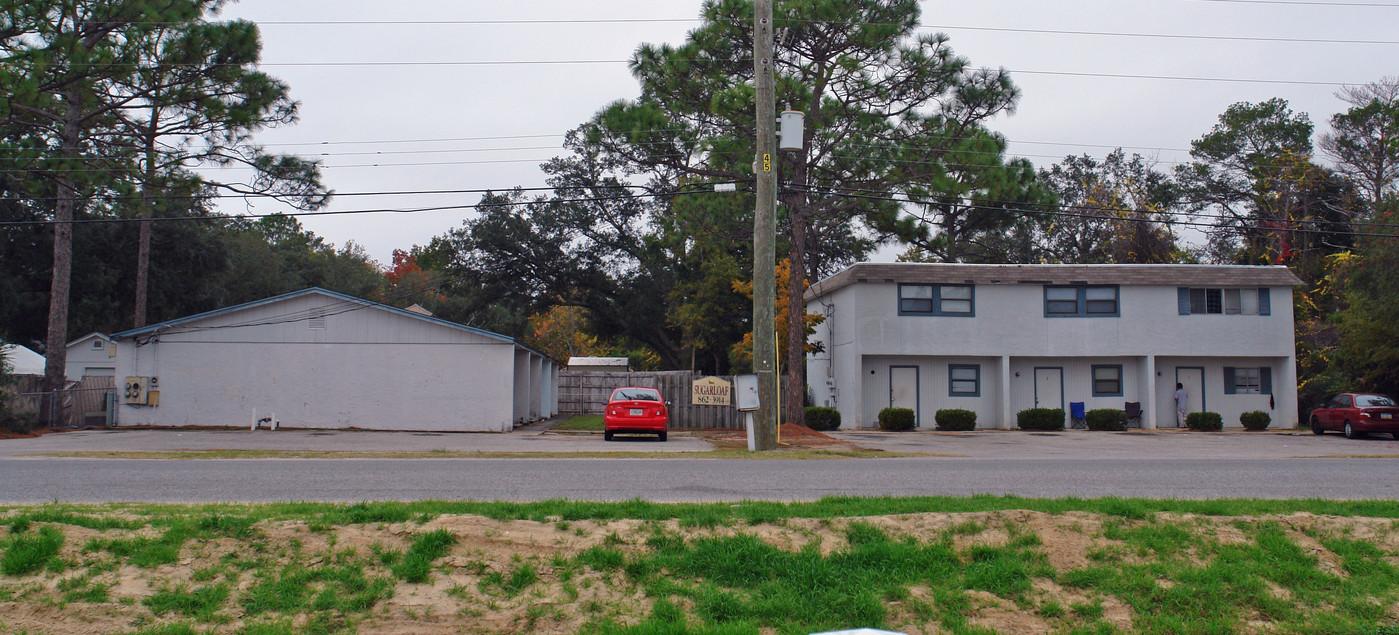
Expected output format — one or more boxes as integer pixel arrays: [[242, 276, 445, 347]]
[[1310, 416, 1324, 435], [1343, 421, 1362, 439], [604, 430, 614, 441], [658, 431, 667, 442]]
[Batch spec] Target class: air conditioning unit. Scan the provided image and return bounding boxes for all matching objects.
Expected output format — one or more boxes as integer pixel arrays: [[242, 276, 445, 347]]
[[123, 377, 149, 405]]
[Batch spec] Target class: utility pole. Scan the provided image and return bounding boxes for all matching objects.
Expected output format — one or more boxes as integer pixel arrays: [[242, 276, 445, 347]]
[[751, 0, 778, 451]]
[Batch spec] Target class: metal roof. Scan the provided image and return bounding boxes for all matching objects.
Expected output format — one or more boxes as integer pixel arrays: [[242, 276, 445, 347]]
[[111, 288, 558, 362], [806, 262, 1304, 300]]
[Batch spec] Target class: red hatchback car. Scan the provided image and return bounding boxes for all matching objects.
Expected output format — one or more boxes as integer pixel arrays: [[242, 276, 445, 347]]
[[1310, 393, 1399, 439], [603, 387, 669, 441]]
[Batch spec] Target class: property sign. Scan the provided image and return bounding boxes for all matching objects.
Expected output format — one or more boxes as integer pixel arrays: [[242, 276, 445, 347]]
[[691, 376, 732, 406]]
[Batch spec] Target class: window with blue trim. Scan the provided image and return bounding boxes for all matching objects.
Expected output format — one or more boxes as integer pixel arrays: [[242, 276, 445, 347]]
[[899, 284, 974, 316], [1044, 285, 1119, 317], [949, 364, 980, 396], [1091, 365, 1123, 397]]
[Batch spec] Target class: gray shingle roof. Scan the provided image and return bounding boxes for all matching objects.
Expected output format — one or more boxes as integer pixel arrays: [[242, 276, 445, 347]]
[[805, 263, 1303, 300]]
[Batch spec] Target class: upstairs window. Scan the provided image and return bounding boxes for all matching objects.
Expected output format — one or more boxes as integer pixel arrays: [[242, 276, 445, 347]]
[[899, 284, 974, 316], [1045, 285, 1119, 317], [1180, 288, 1271, 316]]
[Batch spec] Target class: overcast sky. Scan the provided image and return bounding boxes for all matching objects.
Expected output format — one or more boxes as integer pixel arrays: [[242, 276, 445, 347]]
[[212, 0, 1399, 265]]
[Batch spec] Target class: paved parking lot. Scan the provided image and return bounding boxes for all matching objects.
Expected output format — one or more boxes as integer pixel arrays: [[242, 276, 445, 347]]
[[826, 428, 1399, 460], [2, 423, 1397, 460], [0, 423, 712, 457]]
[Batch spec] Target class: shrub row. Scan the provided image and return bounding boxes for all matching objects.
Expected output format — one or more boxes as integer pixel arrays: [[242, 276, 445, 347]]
[[837, 407, 1272, 432]]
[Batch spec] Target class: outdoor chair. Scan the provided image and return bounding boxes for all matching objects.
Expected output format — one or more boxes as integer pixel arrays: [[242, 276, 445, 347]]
[[1069, 401, 1087, 429], [1125, 402, 1143, 428]]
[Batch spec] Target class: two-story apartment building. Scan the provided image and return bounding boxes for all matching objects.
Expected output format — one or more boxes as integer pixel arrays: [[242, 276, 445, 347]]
[[804, 263, 1302, 430]]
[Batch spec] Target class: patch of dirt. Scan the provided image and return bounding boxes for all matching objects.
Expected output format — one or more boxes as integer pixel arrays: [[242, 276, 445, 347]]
[[708, 422, 853, 449], [2, 510, 1397, 634]]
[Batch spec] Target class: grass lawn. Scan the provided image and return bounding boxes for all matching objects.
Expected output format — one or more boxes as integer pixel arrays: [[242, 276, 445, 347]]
[[552, 414, 604, 432], [1, 497, 1397, 634]]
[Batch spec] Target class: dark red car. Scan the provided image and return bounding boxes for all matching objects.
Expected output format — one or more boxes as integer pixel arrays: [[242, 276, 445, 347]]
[[1310, 393, 1399, 439], [603, 387, 669, 441]]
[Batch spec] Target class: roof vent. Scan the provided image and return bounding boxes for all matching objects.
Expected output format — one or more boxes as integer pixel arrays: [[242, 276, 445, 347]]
[[308, 308, 327, 330]]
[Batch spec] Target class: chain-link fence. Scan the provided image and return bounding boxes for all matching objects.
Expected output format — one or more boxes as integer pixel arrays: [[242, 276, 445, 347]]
[[11, 377, 116, 428]]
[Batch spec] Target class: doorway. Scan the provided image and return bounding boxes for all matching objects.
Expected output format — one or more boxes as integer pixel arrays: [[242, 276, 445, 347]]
[[1034, 367, 1064, 410], [1174, 367, 1205, 428], [890, 366, 920, 427]]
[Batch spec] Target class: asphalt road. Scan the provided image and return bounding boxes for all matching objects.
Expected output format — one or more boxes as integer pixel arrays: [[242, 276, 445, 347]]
[[2, 426, 1397, 503], [1, 456, 1394, 503]]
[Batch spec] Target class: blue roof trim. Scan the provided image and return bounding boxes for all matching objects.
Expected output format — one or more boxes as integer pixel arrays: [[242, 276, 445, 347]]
[[110, 288, 557, 362]]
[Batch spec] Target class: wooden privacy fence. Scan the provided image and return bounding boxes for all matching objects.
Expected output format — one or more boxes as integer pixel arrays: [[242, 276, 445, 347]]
[[560, 370, 745, 430]]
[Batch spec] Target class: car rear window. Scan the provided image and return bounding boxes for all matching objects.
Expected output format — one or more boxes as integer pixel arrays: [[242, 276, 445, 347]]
[[1356, 394, 1397, 407], [613, 389, 661, 402]]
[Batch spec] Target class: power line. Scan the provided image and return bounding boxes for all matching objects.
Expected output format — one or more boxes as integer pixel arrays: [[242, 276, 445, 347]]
[[918, 23, 1399, 45], [0, 184, 744, 228]]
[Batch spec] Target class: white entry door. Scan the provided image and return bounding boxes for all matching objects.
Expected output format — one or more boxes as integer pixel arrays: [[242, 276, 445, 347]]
[[890, 366, 920, 426], [1034, 367, 1063, 410], [1174, 367, 1205, 428]]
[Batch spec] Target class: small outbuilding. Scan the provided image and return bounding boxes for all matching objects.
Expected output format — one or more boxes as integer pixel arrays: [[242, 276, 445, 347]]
[[65, 333, 117, 380], [110, 288, 559, 431]]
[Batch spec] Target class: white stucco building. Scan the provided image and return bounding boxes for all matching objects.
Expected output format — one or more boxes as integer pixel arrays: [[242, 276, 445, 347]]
[[805, 263, 1302, 430], [110, 288, 559, 431]]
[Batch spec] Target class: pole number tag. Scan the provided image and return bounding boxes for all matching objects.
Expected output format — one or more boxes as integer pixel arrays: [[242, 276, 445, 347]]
[[762, 153, 771, 173]]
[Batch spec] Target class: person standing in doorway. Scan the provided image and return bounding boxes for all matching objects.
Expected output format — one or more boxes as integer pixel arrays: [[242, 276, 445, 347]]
[[1174, 383, 1189, 427]]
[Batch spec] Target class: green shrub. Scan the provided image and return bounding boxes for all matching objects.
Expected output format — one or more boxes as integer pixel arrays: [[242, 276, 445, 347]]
[[804, 407, 841, 431], [0, 411, 35, 435], [1239, 410, 1271, 431], [1085, 409, 1127, 431], [1017, 408, 1065, 431], [877, 407, 916, 431], [1186, 411, 1224, 431], [934, 409, 977, 431]]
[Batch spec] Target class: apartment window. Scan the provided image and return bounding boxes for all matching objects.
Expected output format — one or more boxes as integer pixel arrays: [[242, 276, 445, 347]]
[[939, 285, 973, 315], [949, 364, 980, 396], [899, 284, 974, 316], [1045, 285, 1119, 317], [92, 340, 104, 349], [1224, 366, 1272, 395], [1092, 365, 1123, 397], [1180, 288, 1270, 316]]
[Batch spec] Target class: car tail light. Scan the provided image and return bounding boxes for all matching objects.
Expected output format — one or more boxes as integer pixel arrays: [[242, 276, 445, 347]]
[[1361, 412, 1372, 418]]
